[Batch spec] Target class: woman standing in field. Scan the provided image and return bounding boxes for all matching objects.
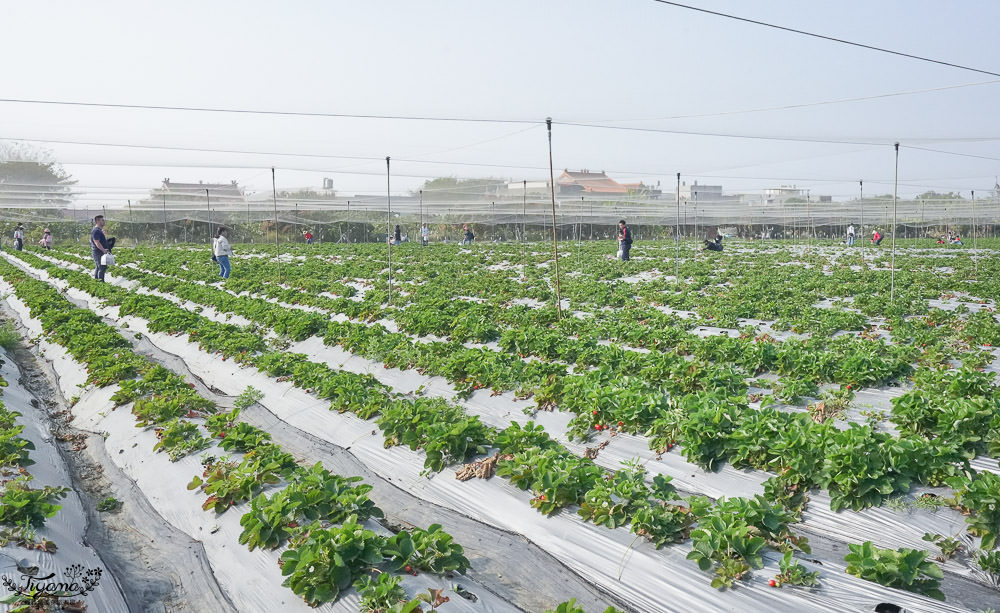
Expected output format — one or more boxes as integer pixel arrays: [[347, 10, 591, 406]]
[[213, 227, 233, 279]]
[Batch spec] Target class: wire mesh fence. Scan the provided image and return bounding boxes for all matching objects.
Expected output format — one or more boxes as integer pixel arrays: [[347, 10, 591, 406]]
[[2, 193, 999, 247]]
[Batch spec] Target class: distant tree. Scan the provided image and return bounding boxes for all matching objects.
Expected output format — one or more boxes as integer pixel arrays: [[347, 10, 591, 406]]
[[915, 191, 964, 201], [0, 141, 76, 210], [279, 188, 337, 201], [413, 177, 507, 201]]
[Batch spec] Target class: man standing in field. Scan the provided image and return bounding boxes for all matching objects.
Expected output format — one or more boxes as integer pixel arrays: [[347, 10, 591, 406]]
[[617, 219, 633, 261], [91, 215, 110, 281], [847, 223, 855, 246]]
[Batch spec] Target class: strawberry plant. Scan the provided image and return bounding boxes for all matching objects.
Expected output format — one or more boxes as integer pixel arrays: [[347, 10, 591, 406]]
[[383, 524, 470, 575], [686, 495, 807, 589], [819, 424, 911, 511], [188, 446, 297, 513], [153, 418, 210, 461], [948, 471, 1000, 549], [977, 549, 1000, 581], [544, 600, 625, 613], [355, 572, 407, 613], [687, 515, 765, 589], [0, 422, 34, 468], [679, 394, 746, 471], [377, 398, 492, 473], [279, 515, 385, 606], [0, 479, 69, 528], [844, 541, 944, 601], [922, 532, 962, 561], [497, 447, 603, 515], [771, 550, 820, 588], [239, 463, 382, 551]]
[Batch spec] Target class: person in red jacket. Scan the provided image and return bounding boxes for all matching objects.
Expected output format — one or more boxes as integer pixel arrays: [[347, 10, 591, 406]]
[[871, 229, 883, 246]]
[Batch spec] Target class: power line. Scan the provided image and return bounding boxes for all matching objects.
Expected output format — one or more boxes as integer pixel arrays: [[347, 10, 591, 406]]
[[902, 144, 1000, 163], [555, 121, 1000, 146], [650, 0, 1000, 78], [600, 78, 1000, 123], [0, 97, 537, 125]]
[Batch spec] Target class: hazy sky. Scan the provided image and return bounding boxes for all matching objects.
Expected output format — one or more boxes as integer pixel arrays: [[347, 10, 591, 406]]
[[4, 0, 1000, 206]]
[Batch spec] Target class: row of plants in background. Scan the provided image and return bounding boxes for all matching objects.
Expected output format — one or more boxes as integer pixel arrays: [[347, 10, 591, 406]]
[[37, 245, 928, 398]]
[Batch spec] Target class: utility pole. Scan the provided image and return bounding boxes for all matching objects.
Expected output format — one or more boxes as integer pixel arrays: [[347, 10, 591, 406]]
[[860, 180, 865, 253], [272, 167, 280, 281], [675, 173, 680, 280], [386, 157, 393, 304], [890, 144, 899, 302], [521, 180, 527, 280], [206, 188, 212, 242], [127, 199, 134, 245], [546, 118, 562, 319]]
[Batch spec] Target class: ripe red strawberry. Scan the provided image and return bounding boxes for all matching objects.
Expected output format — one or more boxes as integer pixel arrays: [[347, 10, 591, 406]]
[[592, 410, 598, 415], [405, 565, 412, 572], [768, 579, 777, 587], [618, 421, 624, 426]]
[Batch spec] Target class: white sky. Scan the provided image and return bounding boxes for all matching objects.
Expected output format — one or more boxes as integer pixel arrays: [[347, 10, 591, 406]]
[[3, 0, 1000, 206]]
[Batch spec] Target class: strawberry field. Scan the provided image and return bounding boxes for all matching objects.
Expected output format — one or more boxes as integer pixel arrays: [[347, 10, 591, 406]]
[[2, 238, 1000, 612]]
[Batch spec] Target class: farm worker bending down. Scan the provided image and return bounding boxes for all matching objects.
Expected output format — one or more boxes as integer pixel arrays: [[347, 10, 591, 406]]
[[871, 229, 883, 246], [91, 215, 110, 281], [38, 228, 53, 249], [617, 219, 633, 261], [213, 227, 234, 279], [303, 230, 313, 245], [461, 224, 475, 246]]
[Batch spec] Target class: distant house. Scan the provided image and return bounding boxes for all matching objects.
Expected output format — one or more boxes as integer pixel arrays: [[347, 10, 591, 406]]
[[148, 178, 246, 205], [763, 185, 807, 205], [557, 170, 660, 198], [680, 181, 724, 201], [502, 180, 551, 197]]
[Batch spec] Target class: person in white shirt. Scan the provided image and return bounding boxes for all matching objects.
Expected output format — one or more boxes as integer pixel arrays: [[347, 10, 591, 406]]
[[847, 224, 855, 246], [213, 227, 234, 279], [12, 223, 24, 251], [421, 224, 430, 246]]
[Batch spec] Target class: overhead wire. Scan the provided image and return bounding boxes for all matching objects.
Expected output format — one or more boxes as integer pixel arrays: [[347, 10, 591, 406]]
[[649, 0, 1000, 78], [596, 78, 1000, 123], [0, 98, 539, 125]]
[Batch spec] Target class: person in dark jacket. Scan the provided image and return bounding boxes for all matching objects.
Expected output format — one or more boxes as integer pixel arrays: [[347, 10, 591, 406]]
[[91, 215, 111, 281], [617, 219, 633, 261], [705, 234, 724, 252]]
